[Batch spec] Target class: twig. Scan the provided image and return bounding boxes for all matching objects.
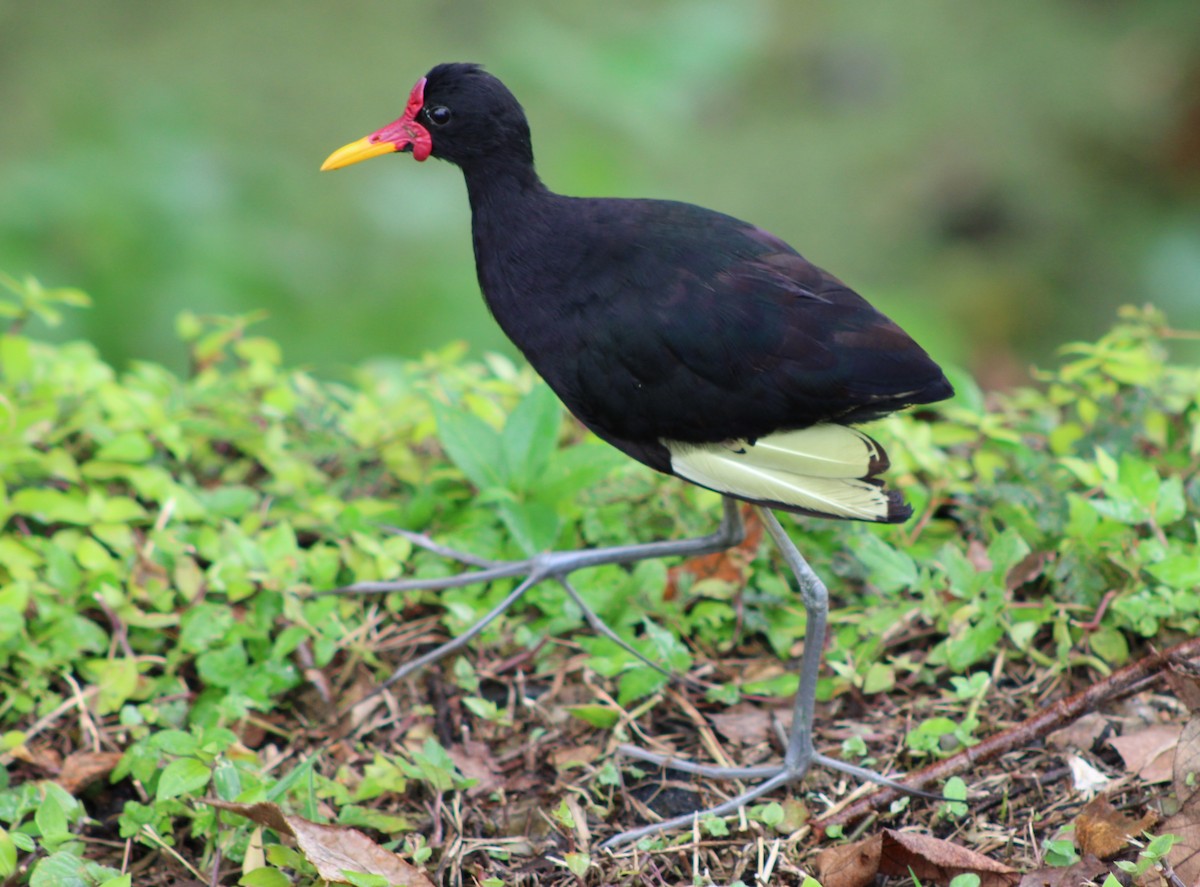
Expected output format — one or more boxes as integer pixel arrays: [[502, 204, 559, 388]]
[[814, 635, 1200, 829]]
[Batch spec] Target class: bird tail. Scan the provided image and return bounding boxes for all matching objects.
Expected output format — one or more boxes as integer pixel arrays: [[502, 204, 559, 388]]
[[665, 424, 910, 523]]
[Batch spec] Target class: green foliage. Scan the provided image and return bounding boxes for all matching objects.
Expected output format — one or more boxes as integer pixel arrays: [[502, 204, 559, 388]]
[[0, 284, 1196, 877]]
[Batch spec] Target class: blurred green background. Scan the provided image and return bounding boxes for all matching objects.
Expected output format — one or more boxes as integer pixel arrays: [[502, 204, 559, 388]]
[[2, 1, 1199, 386]]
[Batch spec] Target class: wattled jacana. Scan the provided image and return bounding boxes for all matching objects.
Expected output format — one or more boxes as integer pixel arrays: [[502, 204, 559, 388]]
[[322, 63, 953, 848]]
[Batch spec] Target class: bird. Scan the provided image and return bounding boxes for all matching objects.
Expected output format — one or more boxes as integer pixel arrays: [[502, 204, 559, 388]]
[[322, 62, 953, 848]]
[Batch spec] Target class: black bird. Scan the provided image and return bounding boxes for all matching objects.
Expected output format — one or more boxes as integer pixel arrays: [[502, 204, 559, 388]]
[[323, 62, 952, 847]]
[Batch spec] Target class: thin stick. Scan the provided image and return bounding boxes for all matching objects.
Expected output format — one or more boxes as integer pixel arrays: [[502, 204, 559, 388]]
[[815, 634, 1200, 829]]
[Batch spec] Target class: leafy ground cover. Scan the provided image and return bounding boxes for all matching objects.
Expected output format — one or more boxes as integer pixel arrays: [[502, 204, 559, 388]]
[[0, 273, 1197, 885]]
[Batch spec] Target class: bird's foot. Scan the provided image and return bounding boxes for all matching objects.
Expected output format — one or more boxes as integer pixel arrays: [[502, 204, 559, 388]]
[[316, 499, 746, 704], [601, 746, 941, 849]]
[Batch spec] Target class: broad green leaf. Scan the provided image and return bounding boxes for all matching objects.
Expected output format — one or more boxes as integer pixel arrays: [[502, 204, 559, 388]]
[[501, 383, 561, 491], [567, 705, 620, 729], [433, 400, 505, 490], [11, 488, 92, 525], [240, 868, 291, 887], [862, 662, 895, 694], [0, 828, 15, 877], [1147, 553, 1200, 588], [94, 432, 154, 463], [495, 497, 561, 556], [157, 757, 211, 800], [856, 533, 918, 593], [34, 792, 68, 844]]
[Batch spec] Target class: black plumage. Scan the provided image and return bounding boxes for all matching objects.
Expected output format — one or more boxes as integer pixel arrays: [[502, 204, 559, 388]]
[[322, 61, 957, 848], [324, 63, 950, 522]]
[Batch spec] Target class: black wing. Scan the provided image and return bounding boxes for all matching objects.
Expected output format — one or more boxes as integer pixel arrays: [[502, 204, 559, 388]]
[[538, 199, 951, 451]]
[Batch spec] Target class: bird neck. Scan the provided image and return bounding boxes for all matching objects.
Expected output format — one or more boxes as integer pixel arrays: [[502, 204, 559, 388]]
[[461, 158, 549, 222]]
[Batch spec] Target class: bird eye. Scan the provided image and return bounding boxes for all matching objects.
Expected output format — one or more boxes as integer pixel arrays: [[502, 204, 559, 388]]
[[426, 106, 452, 127]]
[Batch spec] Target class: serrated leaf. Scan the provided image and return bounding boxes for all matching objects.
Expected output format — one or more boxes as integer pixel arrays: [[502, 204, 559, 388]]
[[856, 533, 918, 593]]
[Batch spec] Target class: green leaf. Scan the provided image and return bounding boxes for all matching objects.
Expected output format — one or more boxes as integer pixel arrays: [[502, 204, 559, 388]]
[[240, 869, 291, 887], [341, 872, 389, 887], [95, 432, 154, 463], [862, 662, 895, 694], [567, 705, 620, 729], [11, 488, 92, 525], [34, 791, 69, 844], [156, 757, 211, 800], [1147, 553, 1200, 588], [29, 850, 92, 887], [495, 497, 561, 556], [433, 400, 505, 490], [856, 533, 918, 593], [501, 384, 561, 491], [0, 828, 16, 878]]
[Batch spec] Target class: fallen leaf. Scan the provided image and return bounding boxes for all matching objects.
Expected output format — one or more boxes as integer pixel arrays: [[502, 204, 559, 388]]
[[966, 539, 993, 573], [206, 799, 434, 887], [665, 506, 761, 600], [815, 830, 1017, 887], [447, 739, 503, 796], [10, 743, 61, 771], [1017, 854, 1108, 887], [1067, 754, 1111, 794], [709, 703, 773, 746], [55, 751, 123, 795], [1005, 550, 1051, 591], [1163, 714, 1200, 886], [1074, 795, 1157, 859], [1164, 669, 1200, 714], [548, 743, 601, 769], [1047, 712, 1110, 752], [1108, 724, 1181, 784], [814, 833, 881, 887], [881, 830, 1018, 887]]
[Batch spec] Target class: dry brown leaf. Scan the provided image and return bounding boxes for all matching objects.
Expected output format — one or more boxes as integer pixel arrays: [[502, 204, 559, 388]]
[[665, 505, 761, 600], [1108, 724, 1181, 784], [816, 830, 1017, 887], [447, 739, 503, 796], [10, 743, 61, 771], [878, 830, 1019, 887], [1074, 795, 1157, 859], [1164, 714, 1200, 886], [1005, 550, 1051, 591], [206, 800, 434, 887], [709, 702, 774, 746], [55, 751, 123, 795], [1047, 712, 1110, 752], [966, 539, 993, 573], [548, 743, 601, 769], [1017, 854, 1108, 887], [1164, 669, 1200, 714], [814, 833, 882, 887]]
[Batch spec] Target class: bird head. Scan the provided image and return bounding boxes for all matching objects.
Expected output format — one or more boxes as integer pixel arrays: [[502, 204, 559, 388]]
[[321, 63, 532, 171]]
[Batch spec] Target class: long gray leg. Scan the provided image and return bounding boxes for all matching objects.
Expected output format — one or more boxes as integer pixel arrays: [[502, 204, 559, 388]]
[[600, 508, 939, 850], [326, 499, 744, 707]]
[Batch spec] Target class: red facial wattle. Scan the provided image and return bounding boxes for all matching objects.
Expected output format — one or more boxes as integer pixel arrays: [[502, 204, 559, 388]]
[[320, 77, 433, 170]]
